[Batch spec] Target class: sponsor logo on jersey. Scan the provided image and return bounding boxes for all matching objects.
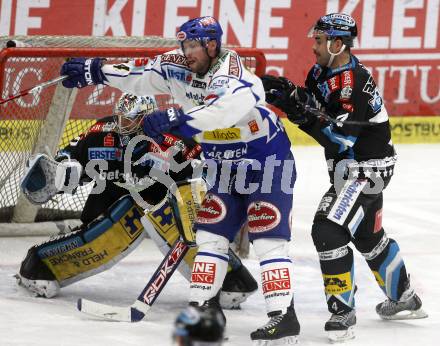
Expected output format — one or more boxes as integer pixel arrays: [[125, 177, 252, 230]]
[[185, 91, 205, 104], [168, 68, 192, 84], [209, 77, 229, 90], [203, 128, 241, 141], [103, 133, 114, 147], [196, 194, 226, 224], [328, 75, 340, 92], [341, 70, 354, 89], [88, 147, 122, 160], [341, 102, 354, 112], [204, 142, 248, 160], [247, 201, 281, 233], [318, 81, 331, 102], [313, 64, 323, 80], [191, 261, 216, 284], [191, 79, 207, 89], [323, 272, 352, 295], [229, 53, 240, 77], [328, 180, 365, 225], [162, 54, 189, 67], [133, 57, 150, 67], [368, 89, 383, 113], [261, 268, 291, 293], [248, 120, 259, 134]]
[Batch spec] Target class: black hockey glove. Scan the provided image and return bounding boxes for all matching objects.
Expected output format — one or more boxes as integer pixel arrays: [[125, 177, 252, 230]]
[[286, 86, 318, 126], [261, 75, 296, 107]]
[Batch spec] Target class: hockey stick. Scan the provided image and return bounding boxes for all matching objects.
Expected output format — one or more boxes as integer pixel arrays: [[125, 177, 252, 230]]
[[301, 104, 381, 127], [77, 238, 189, 322], [0, 75, 69, 105]]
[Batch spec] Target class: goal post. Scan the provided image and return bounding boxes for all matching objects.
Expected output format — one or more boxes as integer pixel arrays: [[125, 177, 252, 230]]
[[0, 36, 266, 237]]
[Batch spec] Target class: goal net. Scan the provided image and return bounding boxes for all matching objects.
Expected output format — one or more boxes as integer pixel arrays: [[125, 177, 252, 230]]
[[0, 36, 266, 236]]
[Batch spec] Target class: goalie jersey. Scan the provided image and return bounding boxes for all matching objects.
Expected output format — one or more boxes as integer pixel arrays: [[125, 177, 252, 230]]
[[102, 48, 291, 163], [58, 116, 202, 206]]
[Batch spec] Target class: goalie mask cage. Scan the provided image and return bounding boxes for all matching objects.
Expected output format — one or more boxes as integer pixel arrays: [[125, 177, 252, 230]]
[[0, 36, 266, 235]]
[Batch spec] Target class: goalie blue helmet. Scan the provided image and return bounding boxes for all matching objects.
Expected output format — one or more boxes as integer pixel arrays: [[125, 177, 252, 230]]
[[173, 306, 225, 346], [311, 13, 357, 47], [176, 16, 223, 56]]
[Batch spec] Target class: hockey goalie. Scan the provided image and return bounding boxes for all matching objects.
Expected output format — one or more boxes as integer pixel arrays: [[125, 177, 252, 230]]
[[16, 93, 257, 310]]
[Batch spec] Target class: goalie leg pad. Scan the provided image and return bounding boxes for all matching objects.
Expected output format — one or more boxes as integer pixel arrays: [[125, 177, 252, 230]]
[[18, 195, 145, 294]]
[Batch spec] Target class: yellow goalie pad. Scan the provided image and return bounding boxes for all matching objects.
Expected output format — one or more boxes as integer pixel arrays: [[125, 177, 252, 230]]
[[38, 195, 145, 285]]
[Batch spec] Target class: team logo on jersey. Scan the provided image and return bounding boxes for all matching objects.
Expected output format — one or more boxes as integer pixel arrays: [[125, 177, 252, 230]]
[[196, 194, 226, 224], [261, 268, 291, 293], [340, 86, 353, 100], [191, 261, 216, 284], [247, 202, 281, 233], [368, 89, 383, 113], [313, 64, 323, 80]]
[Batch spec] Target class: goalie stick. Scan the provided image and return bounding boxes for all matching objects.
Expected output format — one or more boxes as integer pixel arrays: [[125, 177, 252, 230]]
[[0, 75, 68, 105], [77, 238, 189, 322]]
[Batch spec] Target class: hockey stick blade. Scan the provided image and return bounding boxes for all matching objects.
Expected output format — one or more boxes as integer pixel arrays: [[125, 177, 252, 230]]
[[0, 75, 69, 105], [77, 239, 189, 322], [77, 298, 150, 322], [303, 104, 380, 127]]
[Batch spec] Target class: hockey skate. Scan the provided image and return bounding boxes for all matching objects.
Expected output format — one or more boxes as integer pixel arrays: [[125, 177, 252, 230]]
[[324, 309, 356, 343], [250, 303, 300, 345], [376, 280, 427, 320]]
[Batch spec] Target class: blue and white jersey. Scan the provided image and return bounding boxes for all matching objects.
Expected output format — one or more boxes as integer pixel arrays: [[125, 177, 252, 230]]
[[102, 48, 291, 164]]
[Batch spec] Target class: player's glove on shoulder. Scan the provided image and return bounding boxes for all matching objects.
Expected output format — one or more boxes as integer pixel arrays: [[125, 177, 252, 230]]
[[60, 58, 107, 88], [142, 108, 186, 144]]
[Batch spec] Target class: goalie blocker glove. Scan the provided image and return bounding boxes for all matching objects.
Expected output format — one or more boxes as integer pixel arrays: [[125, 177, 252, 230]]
[[60, 58, 107, 88]]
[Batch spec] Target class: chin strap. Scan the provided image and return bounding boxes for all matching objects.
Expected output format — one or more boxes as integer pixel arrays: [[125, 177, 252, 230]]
[[326, 40, 346, 67]]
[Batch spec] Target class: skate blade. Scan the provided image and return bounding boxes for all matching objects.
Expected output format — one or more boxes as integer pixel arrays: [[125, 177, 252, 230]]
[[380, 308, 428, 320], [252, 335, 299, 346], [327, 327, 355, 343]]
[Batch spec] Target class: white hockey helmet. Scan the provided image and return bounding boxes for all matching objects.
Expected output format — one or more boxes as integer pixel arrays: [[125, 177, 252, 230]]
[[113, 93, 157, 135]]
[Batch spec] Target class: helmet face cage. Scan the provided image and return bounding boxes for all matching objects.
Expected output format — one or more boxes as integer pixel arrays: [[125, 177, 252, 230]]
[[309, 13, 357, 47], [176, 16, 223, 56], [113, 93, 157, 135]]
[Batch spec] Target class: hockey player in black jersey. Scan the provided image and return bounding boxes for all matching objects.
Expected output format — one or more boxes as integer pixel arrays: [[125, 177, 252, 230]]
[[262, 13, 427, 343], [16, 93, 257, 310]]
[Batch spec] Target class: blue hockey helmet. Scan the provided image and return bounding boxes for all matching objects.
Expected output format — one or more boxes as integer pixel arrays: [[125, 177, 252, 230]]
[[176, 16, 223, 56], [310, 13, 357, 47]]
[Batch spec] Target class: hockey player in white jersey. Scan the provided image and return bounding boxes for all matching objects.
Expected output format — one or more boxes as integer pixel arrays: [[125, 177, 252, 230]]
[[60, 16, 300, 345]]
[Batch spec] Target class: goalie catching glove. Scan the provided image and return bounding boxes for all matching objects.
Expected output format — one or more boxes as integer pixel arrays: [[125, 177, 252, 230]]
[[20, 154, 82, 204]]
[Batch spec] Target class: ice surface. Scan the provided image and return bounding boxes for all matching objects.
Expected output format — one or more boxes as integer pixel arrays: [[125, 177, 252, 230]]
[[1, 144, 439, 345]]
